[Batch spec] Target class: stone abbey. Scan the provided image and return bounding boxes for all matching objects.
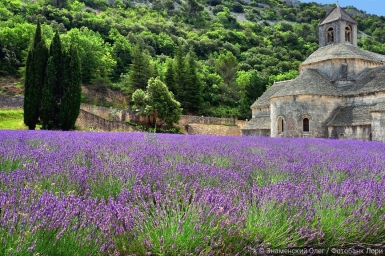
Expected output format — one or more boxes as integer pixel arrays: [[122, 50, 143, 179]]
[[242, 5, 385, 142]]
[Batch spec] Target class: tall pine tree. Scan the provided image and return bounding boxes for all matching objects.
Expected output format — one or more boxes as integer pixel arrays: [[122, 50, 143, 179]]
[[174, 46, 186, 102], [164, 58, 176, 95], [129, 44, 151, 93], [183, 49, 203, 114], [24, 21, 48, 130]]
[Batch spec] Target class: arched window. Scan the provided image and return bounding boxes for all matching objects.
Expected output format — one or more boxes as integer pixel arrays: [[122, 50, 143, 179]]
[[345, 26, 351, 43], [303, 117, 309, 132], [327, 27, 334, 43], [278, 117, 284, 134]]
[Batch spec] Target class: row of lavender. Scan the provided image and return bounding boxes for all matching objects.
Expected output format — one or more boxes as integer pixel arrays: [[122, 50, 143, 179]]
[[1, 130, 385, 255]]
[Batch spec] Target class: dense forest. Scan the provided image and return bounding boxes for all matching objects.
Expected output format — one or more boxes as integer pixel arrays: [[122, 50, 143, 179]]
[[1, 0, 385, 119]]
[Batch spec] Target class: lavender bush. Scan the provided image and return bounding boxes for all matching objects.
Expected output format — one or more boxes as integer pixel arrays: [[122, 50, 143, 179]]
[[1, 130, 385, 255]]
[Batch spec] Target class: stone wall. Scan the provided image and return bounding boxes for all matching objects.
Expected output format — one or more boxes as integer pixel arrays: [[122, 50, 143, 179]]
[[270, 95, 343, 138], [0, 95, 23, 109], [371, 111, 385, 141], [251, 106, 270, 118], [0, 96, 246, 136], [179, 115, 235, 126], [242, 129, 270, 137], [75, 110, 140, 132], [80, 103, 247, 135], [345, 92, 385, 106], [328, 125, 372, 140], [187, 124, 242, 136], [80, 104, 242, 124], [300, 59, 381, 82]]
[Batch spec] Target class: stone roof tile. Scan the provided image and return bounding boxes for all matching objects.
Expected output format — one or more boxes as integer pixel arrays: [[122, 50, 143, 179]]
[[242, 115, 271, 130], [371, 102, 385, 112], [302, 44, 385, 66], [327, 105, 373, 126], [342, 67, 385, 95], [319, 5, 357, 25], [271, 69, 340, 98], [251, 80, 290, 107]]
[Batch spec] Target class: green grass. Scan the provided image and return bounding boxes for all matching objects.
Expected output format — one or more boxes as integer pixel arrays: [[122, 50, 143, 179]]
[[0, 110, 43, 130], [0, 110, 27, 130]]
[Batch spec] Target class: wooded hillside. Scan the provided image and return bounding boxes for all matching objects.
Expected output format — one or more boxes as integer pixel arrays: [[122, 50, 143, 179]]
[[1, 0, 385, 119]]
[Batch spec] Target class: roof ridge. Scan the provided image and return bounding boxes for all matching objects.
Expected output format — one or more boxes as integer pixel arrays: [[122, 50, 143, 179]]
[[302, 44, 385, 66], [354, 66, 382, 86], [273, 79, 294, 84], [327, 106, 343, 126]]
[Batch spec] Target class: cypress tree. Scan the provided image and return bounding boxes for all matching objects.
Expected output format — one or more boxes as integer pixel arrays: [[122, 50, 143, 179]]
[[59, 43, 82, 130], [40, 31, 68, 130], [24, 21, 48, 130], [50, 31, 63, 108], [40, 57, 57, 129], [24, 50, 35, 129], [47, 31, 63, 129]]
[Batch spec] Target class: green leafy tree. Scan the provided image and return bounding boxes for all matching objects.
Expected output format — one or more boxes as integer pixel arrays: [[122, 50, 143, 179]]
[[216, 51, 238, 86], [48, 0, 69, 8], [181, 0, 205, 25], [164, 0, 175, 11], [238, 70, 268, 119], [146, 77, 182, 127], [131, 89, 147, 115], [151, 0, 163, 11], [109, 28, 132, 80], [132, 77, 182, 128], [268, 69, 298, 87], [62, 28, 115, 83], [0, 22, 36, 74], [215, 51, 240, 107], [24, 21, 48, 130]]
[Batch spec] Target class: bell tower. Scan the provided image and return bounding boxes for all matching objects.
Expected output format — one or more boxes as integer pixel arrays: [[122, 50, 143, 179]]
[[318, 5, 358, 47]]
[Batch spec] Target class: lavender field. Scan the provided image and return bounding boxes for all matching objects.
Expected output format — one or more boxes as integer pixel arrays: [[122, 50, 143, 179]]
[[1, 130, 385, 255]]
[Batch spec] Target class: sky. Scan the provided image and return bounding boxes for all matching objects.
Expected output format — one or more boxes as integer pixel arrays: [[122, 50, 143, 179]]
[[300, 0, 385, 17]]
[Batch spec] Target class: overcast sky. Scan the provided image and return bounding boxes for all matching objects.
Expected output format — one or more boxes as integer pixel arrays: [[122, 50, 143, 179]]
[[300, 0, 385, 17]]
